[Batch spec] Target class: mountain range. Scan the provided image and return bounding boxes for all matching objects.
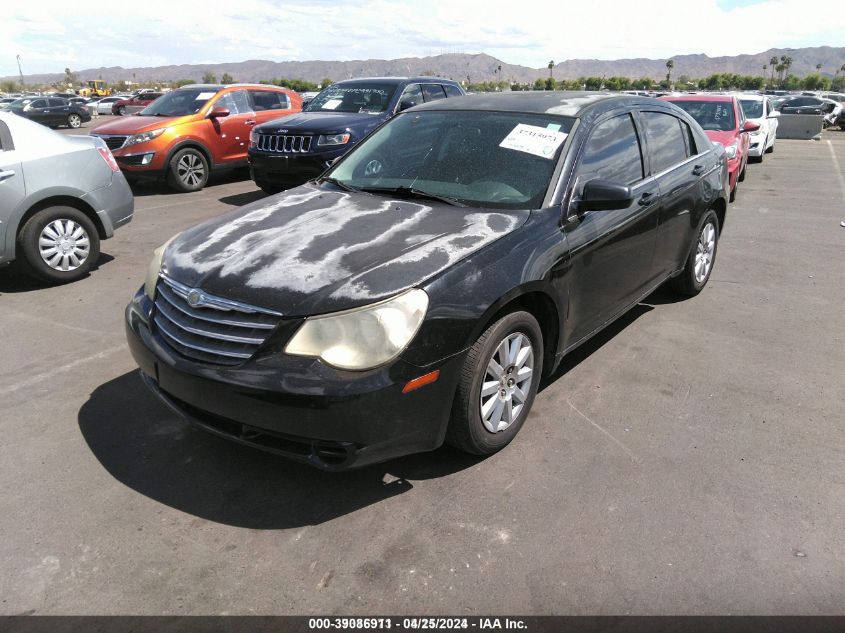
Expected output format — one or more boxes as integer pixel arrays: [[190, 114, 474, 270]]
[[6, 46, 844, 86]]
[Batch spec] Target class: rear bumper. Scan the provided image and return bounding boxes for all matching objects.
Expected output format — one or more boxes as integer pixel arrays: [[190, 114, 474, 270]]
[[82, 172, 135, 238], [125, 289, 462, 470]]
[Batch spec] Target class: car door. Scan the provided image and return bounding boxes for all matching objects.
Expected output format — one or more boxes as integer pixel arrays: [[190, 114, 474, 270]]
[[48, 98, 70, 125], [562, 111, 660, 342], [24, 99, 49, 124], [0, 119, 25, 260], [209, 90, 255, 163], [642, 111, 705, 276], [422, 84, 447, 103], [395, 83, 423, 113]]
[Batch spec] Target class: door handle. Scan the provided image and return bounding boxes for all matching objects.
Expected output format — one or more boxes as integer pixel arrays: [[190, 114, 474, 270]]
[[638, 191, 656, 206], [692, 164, 705, 176], [0, 169, 15, 182], [245, 120, 257, 125]]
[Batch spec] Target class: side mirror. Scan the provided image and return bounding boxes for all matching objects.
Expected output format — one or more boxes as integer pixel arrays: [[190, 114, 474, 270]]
[[398, 99, 417, 112], [208, 106, 230, 119], [301, 99, 312, 110], [578, 179, 633, 212], [741, 121, 760, 133]]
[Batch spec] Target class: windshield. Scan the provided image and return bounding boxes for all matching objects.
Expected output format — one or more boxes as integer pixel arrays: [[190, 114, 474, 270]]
[[5, 98, 33, 112], [139, 89, 217, 116], [739, 99, 764, 119], [327, 110, 575, 210], [670, 100, 736, 132], [305, 84, 398, 113]]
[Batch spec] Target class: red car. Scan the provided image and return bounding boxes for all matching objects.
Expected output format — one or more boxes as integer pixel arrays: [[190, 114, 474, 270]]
[[660, 95, 758, 202], [112, 92, 164, 116]]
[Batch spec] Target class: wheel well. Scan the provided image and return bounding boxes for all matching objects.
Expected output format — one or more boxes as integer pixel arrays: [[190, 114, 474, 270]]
[[481, 291, 560, 375], [712, 198, 726, 233], [166, 142, 213, 171], [17, 196, 106, 243]]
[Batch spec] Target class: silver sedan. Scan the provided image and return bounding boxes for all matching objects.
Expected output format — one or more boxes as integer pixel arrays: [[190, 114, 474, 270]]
[[0, 111, 134, 283]]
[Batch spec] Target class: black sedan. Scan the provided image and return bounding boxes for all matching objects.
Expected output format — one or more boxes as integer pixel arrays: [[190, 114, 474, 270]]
[[126, 92, 729, 470], [777, 96, 837, 115], [4, 97, 91, 128]]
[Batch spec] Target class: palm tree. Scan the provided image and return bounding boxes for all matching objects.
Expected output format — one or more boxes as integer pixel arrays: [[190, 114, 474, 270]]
[[769, 56, 778, 88], [548, 60, 555, 80], [666, 59, 674, 88]]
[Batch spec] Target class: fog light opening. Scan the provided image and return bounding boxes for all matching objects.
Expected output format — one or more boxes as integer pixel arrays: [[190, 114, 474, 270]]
[[141, 153, 154, 165], [402, 369, 440, 394]]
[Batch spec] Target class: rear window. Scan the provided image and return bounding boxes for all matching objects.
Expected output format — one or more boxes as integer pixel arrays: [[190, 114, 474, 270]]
[[443, 84, 464, 98], [670, 100, 736, 132]]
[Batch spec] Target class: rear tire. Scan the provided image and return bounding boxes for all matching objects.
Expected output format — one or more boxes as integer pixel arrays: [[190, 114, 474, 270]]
[[669, 209, 719, 297], [117, 106, 126, 116], [166, 148, 209, 192], [67, 113, 82, 128], [765, 141, 775, 153], [446, 311, 543, 455], [16, 206, 100, 284]]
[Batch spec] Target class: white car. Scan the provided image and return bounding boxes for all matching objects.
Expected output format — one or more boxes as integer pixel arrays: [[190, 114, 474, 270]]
[[89, 96, 123, 115], [736, 95, 779, 161]]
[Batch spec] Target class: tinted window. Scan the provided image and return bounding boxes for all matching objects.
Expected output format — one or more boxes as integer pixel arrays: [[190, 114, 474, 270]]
[[422, 84, 447, 102], [670, 100, 736, 132], [397, 84, 423, 109], [250, 90, 290, 112], [681, 120, 698, 155], [443, 84, 463, 98], [643, 112, 688, 173], [48, 99, 66, 107], [216, 90, 253, 114], [30, 99, 47, 109], [577, 114, 644, 186]]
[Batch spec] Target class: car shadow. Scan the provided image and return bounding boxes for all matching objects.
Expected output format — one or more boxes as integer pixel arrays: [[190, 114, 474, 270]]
[[78, 370, 484, 529], [218, 190, 268, 207], [128, 168, 252, 197], [540, 302, 654, 391], [0, 252, 115, 294]]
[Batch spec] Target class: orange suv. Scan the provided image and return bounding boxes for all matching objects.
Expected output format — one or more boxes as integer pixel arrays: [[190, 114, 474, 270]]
[[91, 84, 301, 192]]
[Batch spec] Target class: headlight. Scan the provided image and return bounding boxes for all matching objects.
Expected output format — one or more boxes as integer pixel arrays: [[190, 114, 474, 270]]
[[249, 129, 258, 147], [285, 289, 429, 370], [724, 142, 738, 160], [144, 236, 177, 300], [317, 133, 351, 147], [127, 128, 166, 146]]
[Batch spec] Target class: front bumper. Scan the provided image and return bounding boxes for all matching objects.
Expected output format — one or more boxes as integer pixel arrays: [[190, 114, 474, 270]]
[[248, 150, 342, 188], [125, 289, 463, 470]]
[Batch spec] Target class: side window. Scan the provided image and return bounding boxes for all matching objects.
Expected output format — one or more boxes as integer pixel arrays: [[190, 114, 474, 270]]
[[642, 112, 689, 173], [576, 114, 644, 187], [0, 120, 13, 151], [442, 84, 463, 98], [30, 99, 47, 109], [397, 84, 423, 108], [250, 90, 289, 112], [422, 84, 447, 102], [681, 120, 698, 155], [216, 90, 253, 114], [48, 99, 65, 107]]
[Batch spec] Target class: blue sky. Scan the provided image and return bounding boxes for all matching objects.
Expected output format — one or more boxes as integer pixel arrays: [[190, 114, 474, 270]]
[[2, 0, 843, 77]]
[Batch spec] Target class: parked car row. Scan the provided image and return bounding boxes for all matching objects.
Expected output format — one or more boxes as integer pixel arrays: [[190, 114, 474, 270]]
[[0, 97, 92, 128]]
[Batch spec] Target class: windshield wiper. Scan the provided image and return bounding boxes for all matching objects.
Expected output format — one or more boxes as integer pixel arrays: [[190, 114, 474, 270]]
[[357, 186, 465, 207], [319, 176, 359, 192]]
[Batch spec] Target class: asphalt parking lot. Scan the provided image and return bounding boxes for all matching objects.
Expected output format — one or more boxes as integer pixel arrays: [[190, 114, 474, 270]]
[[1, 120, 844, 615]]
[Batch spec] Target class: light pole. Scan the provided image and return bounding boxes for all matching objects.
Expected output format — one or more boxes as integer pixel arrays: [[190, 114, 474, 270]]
[[17, 54, 25, 92]]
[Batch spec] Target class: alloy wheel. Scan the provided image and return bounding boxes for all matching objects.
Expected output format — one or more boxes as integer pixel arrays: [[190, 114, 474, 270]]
[[68, 114, 81, 128], [480, 332, 534, 433], [694, 222, 716, 283], [39, 219, 90, 271], [177, 153, 206, 188]]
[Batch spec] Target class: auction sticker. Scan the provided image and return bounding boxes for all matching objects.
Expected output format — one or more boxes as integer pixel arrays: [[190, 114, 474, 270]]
[[499, 124, 567, 159]]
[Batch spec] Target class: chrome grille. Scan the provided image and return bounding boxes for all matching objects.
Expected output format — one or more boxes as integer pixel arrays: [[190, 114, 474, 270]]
[[256, 133, 313, 153], [93, 135, 127, 150], [152, 274, 282, 366]]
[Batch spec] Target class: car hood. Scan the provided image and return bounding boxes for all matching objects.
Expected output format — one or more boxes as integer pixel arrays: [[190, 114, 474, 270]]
[[163, 183, 529, 316], [91, 114, 194, 135], [704, 130, 740, 146], [256, 110, 386, 134]]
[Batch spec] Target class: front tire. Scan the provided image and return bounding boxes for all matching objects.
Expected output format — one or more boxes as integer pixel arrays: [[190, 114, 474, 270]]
[[116, 106, 126, 116], [257, 182, 283, 195], [166, 148, 209, 192], [67, 113, 82, 128], [446, 311, 543, 455], [16, 206, 100, 284], [669, 209, 719, 297]]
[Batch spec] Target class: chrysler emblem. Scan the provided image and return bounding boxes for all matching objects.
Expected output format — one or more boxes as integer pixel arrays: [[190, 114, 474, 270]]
[[187, 289, 205, 308]]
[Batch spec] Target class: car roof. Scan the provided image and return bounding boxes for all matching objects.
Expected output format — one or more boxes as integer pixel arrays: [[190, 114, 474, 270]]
[[662, 94, 736, 102], [176, 83, 289, 91], [407, 91, 665, 117], [333, 76, 460, 86]]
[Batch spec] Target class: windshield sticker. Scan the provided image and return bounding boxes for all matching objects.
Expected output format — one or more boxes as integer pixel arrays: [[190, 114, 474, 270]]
[[546, 123, 561, 132], [500, 124, 568, 159], [195, 92, 216, 101], [323, 98, 343, 110]]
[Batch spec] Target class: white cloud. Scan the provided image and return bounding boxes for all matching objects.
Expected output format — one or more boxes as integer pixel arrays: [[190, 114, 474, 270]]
[[2, 0, 843, 76]]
